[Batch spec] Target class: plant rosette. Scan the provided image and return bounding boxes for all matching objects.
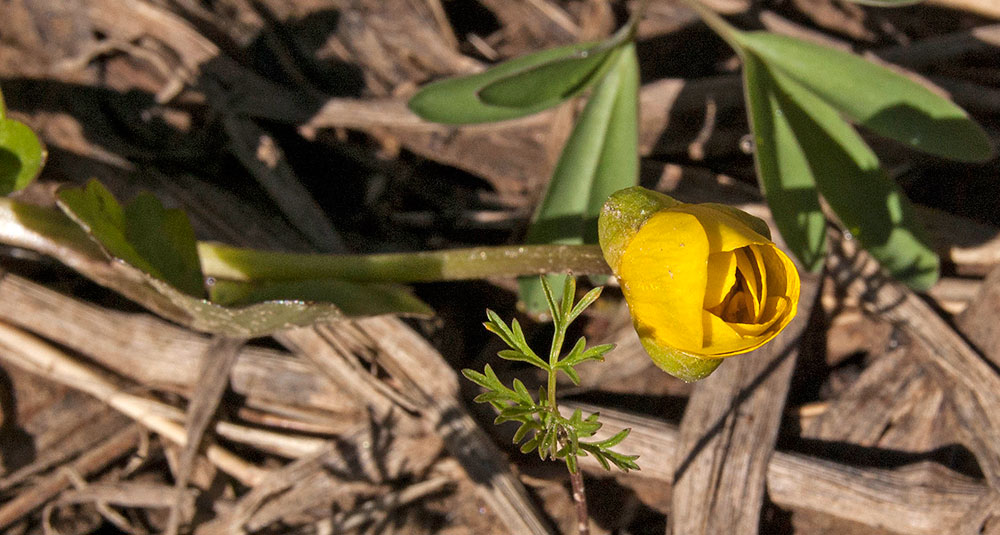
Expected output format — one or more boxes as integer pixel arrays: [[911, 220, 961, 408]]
[[599, 186, 800, 382]]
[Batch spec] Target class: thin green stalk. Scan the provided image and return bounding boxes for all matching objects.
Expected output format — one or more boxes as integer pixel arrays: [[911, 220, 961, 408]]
[[547, 321, 568, 410], [675, 0, 745, 53], [199, 242, 611, 283]]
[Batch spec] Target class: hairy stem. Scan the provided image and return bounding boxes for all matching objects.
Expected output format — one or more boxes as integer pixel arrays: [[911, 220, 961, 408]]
[[199, 242, 611, 283], [569, 469, 591, 535]]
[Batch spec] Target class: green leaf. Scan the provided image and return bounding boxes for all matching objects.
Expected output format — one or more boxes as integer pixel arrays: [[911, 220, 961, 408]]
[[484, 309, 517, 347], [519, 43, 640, 314], [513, 420, 540, 444], [563, 365, 582, 385], [477, 45, 620, 108], [512, 378, 534, 405], [4, 198, 416, 337], [765, 60, 939, 290], [0, 117, 46, 195], [735, 31, 993, 162], [461, 368, 491, 390], [408, 40, 619, 124], [560, 341, 615, 368], [592, 428, 630, 449], [207, 278, 432, 317], [57, 180, 205, 297], [743, 54, 828, 272], [567, 286, 603, 324]]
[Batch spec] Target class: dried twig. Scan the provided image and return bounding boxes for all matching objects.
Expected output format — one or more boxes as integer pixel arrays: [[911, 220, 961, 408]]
[[166, 336, 246, 535], [0, 426, 142, 531], [565, 401, 996, 535], [0, 321, 267, 486], [670, 274, 821, 534]]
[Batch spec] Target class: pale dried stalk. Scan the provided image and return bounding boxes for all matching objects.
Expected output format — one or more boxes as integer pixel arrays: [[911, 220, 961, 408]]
[[565, 401, 994, 535], [0, 320, 267, 486], [0, 427, 141, 531]]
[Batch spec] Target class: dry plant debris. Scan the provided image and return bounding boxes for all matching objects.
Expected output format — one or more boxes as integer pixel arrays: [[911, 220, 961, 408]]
[[1, 1, 999, 534]]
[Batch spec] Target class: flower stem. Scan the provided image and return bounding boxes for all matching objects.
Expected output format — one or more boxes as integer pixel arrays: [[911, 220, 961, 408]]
[[547, 323, 566, 410], [675, 0, 745, 53], [569, 469, 591, 535], [199, 242, 611, 283]]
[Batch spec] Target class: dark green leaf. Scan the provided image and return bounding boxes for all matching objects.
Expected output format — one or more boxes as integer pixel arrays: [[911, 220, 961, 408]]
[[743, 54, 828, 272], [766, 60, 939, 290], [477, 45, 619, 108], [736, 31, 993, 162], [0, 117, 45, 194], [580, 444, 611, 470], [408, 41, 615, 124], [57, 180, 205, 297]]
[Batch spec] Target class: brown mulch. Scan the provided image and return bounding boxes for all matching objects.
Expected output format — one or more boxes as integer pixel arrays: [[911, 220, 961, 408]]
[[1, 1, 1000, 534]]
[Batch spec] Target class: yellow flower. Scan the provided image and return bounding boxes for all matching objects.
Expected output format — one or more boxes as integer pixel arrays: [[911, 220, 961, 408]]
[[599, 187, 800, 382]]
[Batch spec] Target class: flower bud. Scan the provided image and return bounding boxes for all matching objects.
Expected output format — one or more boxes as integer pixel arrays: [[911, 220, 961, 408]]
[[599, 187, 800, 382]]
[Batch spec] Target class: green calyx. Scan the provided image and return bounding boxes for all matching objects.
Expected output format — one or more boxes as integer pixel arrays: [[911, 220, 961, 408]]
[[597, 186, 680, 272]]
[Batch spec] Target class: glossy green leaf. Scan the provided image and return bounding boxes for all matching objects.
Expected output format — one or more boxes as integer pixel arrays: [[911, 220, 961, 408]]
[[765, 61, 939, 290], [735, 31, 993, 162], [408, 41, 619, 124], [0, 118, 46, 195], [518, 44, 640, 314], [208, 278, 432, 317], [743, 54, 827, 272], [57, 180, 206, 297]]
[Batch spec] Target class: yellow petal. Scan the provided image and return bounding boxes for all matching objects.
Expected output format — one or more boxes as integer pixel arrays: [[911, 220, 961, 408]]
[[701, 298, 789, 356], [734, 247, 762, 320], [760, 245, 800, 309], [704, 251, 737, 310], [671, 204, 771, 253], [701, 311, 757, 355], [727, 297, 788, 337], [619, 210, 709, 354]]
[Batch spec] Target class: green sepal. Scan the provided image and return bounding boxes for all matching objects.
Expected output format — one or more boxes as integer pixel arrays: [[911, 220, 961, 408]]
[[597, 186, 680, 272], [639, 335, 723, 383]]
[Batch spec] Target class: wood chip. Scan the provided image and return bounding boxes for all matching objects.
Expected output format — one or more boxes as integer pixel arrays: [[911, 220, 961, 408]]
[[670, 274, 821, 534]]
